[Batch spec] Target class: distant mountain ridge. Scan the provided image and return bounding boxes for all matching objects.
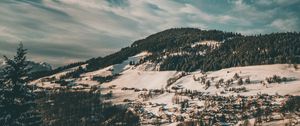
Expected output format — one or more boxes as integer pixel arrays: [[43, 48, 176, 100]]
[[27, 61, 52, 74], [0, 59, 52, 75]]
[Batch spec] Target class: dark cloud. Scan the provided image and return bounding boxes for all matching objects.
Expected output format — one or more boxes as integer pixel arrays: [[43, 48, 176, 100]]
[[106, 0, 129, 7], [15, 0, 70, 17]]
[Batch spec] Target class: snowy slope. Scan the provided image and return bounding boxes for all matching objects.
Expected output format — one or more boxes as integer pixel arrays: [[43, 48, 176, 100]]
[[31, 52, 151, 89], [191, 40, 221, 48], [30, 64, 87, 88], [174, 64, 300, 95], [31, 59, 300, 96], [82, 51, 152, 77], [102, 70, 178, 89], [30, 45, 300, 96], [30, 50, 300, 96], [101, 64, 300, 99]]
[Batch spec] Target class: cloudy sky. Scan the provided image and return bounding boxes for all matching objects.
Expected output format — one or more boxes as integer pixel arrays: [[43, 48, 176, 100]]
[[0, 0, 299, 67]]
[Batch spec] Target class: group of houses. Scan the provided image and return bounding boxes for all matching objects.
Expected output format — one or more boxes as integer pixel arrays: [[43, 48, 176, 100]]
[[125, 90, 300, 125]]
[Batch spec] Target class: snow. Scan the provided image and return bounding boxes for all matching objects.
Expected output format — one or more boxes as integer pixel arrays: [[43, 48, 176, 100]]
[[206, 64, 300, 95], [148, 93, 175, 105], [102, 70, 177, 89], [32, 62, 300, 98], [100, 64, 300, 104], [171, 64, 300, 96], [191, 40, 221, 48], [136, 61, 160, 71], [82, 66, 113, 77], [30, 63, 87, 88], [88, 51, 152, 76], [31, 52, 152, 89]]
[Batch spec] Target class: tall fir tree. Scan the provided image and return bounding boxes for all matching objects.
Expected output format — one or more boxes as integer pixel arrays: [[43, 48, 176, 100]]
[[0, 43, 42, 126]]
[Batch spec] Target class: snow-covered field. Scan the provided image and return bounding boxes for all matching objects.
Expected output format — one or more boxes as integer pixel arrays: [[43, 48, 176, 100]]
[[101, 64, 300, 98], [31, 59, 300, 96], [30, 64, 87, 89], [176, 64, 300, 96], [191, 40, 221, 48]]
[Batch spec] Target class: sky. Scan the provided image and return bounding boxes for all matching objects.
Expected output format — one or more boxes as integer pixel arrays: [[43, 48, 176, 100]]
[[0, 0, 299, 67]]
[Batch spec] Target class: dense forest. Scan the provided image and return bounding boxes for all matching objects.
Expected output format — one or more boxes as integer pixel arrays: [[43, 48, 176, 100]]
[[158, 31, 300, 71]]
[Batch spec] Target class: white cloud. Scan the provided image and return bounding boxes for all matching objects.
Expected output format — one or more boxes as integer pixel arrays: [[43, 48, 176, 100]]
[[270, 18, 299, 31]]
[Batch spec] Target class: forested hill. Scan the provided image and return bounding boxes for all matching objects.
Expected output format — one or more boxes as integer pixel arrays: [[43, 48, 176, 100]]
[[30, 28, 300, 80], [86, 28, 300, 72], [85, 28, 240, 71], [198, 33, 300, 71], [130, 28, 240, 52]]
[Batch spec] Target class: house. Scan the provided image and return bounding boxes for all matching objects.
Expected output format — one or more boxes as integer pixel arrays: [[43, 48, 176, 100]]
[[270, 113, 284, 121]]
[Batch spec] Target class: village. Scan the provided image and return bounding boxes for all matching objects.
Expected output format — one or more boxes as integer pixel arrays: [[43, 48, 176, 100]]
[[124, 89, 300, 126]]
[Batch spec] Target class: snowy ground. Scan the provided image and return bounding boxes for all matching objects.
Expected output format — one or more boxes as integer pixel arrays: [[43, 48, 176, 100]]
[[101, 64, 300, 99], [176, 64, 300, 96], [31, 62, 300, 98], [97, 64, 300, 119]]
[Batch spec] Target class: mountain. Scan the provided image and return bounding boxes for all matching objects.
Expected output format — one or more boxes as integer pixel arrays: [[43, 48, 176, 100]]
[[85, 28, 241, 71], [31, 28, 300, 80], [27, 61, 52, 74], [0, 59, 52, 76], [85, 28, 300, 72]]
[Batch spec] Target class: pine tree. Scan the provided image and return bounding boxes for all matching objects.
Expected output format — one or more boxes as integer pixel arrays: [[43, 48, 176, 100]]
[[0, 43, 42, 126]]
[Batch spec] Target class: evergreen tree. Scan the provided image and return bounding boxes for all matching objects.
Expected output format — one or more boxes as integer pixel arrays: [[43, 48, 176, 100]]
[[0, 43, 42, 126]]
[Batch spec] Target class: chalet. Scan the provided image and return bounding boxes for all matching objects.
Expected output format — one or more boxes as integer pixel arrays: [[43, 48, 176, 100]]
[[78, 83, 89, 88], [270, 113, 284, 121], [134, 89, 141, 92]]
